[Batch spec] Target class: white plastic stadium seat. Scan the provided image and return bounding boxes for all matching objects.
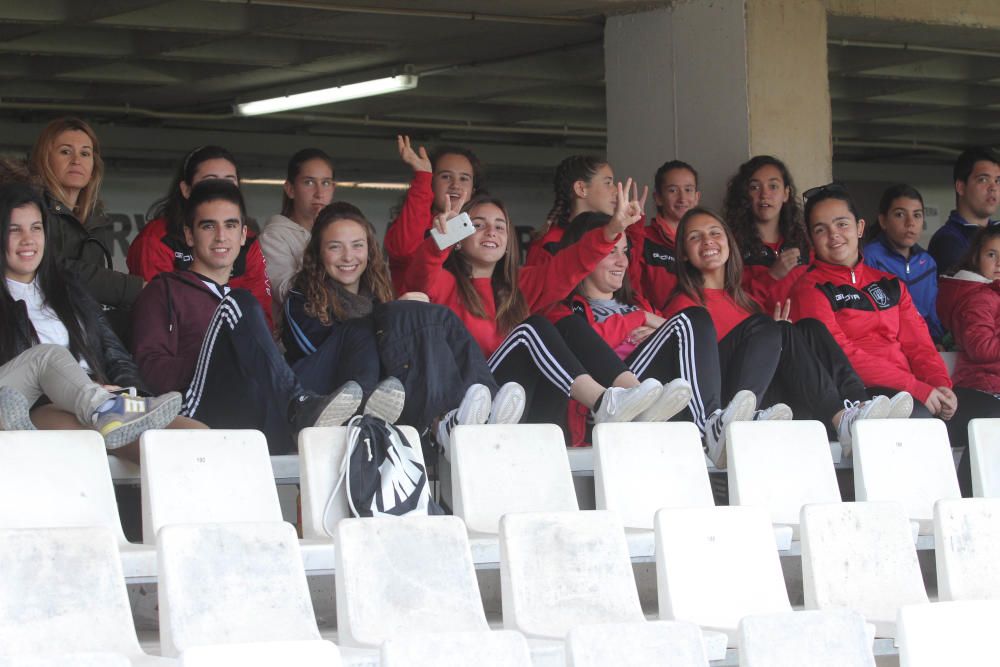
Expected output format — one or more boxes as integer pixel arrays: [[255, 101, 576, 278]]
[[934, 497, 1000, 601], [968, 418, 1000, 497], [727, 420, 841, 539], [896, 600, 1000, 667], [156, 522, 321, 658], [141, 429, 334, 572], [0, 654, 132, 667], [179, 640, 341, 667], [566, 620, 709, 667], [738, 609, 875, 667], [0, 430, 155, 580], [852, 419, 960, 535], [298, 425, 424, 539], [380, 630, 532, 667], [655, 506, 791, 646], [0, 526, 170, 666], [801, 502, 928, 638]]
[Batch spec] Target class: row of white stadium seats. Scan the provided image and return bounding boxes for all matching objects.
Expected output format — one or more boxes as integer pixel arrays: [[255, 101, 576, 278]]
[[1, 505, 999, 667]]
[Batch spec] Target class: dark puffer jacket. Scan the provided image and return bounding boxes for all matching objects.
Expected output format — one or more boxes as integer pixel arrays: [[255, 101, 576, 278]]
[[2, 276, 147, 392], [45, 191, 143, 308]]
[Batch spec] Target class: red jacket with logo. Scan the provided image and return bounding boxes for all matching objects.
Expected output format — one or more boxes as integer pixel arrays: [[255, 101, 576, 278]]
[[789, 258, 950, 403], [625, 216, 679, 312], [937, 270, 1000, 393]]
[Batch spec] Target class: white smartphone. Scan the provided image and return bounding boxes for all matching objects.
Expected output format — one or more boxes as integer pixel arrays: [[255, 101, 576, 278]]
[[430, 212, 476, 250]]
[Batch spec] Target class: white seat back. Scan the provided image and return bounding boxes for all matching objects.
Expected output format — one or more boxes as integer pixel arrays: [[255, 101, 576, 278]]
[[500, 510, 643, 639], [140, 429, 282, 543], [0, 654, 131, 667], [934, 497, 1000, 601], [0, 527, 142, 657], [655, 506, 791, 645], [969, 418, 1000, 497], [179, 640, 341, 666], [728, 420, 840, 535], [380, 630, 531, 667], [157, 522, 319, 657], [593, 423, 712, 529], [801, 501, 928, 638], [0, 431, 126, 543], [299, 425, 423, 538], [853, 419, 959, 534], [897, 600, 1000, 667], [566, 620, 708, 667], [452, 424, 577, 534], [335, 515, 488, 647], [738, 609, 875, 667]]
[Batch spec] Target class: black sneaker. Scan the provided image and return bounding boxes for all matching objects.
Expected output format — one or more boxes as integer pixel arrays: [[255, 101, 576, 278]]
[[289, 381, 363, 433]]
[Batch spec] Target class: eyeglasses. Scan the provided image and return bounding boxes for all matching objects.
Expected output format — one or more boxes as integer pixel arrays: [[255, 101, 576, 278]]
[[802, 181, 848, 204]]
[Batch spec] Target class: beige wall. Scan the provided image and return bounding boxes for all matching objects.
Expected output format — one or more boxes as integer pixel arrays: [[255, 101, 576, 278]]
[[823, 0, 1000, 27], [746, 0, 832, 193]]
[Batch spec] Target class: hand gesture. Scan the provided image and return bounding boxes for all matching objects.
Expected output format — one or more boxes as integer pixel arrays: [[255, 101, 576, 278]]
[[627, 326, 655, 346], [768, 248, 802, 280], [644, 311, 666, 329], [772, 299, 791, 322], [936, 386, 958, 420], [923, 387, 954, 419], [431, 192, 461, 236], [605, 179, 644, 239], [397, 135, 431, 173]]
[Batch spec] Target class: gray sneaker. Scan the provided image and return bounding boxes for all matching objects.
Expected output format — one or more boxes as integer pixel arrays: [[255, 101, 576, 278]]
[[0, 386, 35, 431], [363, 377, 406, 424], [704, 390, 757, 469], [95, 391, 183, 449]]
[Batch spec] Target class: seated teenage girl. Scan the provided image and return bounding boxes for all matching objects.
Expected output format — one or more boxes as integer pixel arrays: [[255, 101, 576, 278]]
[[283, 202, 524, 438], [669, 207, 912, 462], [0, 183, 188, 460], [407, 185, 686, 445], [791, 184, 990, 495]]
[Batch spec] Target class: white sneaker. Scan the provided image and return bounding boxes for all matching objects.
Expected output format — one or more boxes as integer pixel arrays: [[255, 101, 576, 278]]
[[592, 378, 662, 424], [837, 395, 891, 457], [753, 403, 793, 421], [436, 383, 492, 455], [882, 391, 914, 419], [635, 378, 692, 422], [488, 382, 526, 424], [704, 390, 756, 470]]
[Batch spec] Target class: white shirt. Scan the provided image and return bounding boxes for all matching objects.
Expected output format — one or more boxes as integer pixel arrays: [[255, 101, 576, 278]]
[[6, 277, 89, 372]]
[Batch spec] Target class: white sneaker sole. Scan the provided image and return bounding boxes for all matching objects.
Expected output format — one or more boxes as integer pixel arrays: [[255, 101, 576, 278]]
[[314, 382, 364, 427], [458, 383, 492, 426], [363, 377, 406, 423], [0, 388, 36, 431], [489, 382, 525, 425], [887, 392, 914, 419], [102, 392, 183, 450], [636, 379, 692, 422]]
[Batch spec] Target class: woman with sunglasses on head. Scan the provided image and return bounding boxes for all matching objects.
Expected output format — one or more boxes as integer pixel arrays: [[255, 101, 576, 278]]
[[667, 207, 912, 464], [126, 145, 273, 328], [407, 185, 684, 445], [864, 184, 944, 343], [792, 184, 996, 495], [283, 201, 509, 431], [384, 136, 482, 294], [29, 117, 144, 312], [722, 155, 811, 313], [0, 182, 196, 461]]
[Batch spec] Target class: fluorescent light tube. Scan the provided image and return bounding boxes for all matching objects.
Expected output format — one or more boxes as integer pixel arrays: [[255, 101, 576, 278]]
[[237, 74, 418, 116]]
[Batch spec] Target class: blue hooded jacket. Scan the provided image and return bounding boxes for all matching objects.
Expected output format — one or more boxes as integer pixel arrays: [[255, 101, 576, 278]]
[[864, 235, 944, 341]]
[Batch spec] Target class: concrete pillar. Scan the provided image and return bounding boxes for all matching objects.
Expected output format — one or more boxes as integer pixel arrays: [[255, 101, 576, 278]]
[[605, 0, 832, 210]]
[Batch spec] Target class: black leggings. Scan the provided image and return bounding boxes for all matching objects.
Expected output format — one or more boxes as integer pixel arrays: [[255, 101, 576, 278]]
[[488, 315, 588, 425], [869, 384, 1000, 497]]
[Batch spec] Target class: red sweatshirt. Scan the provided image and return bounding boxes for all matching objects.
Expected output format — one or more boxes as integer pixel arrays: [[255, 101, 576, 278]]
[[406, 226, 618, 356], [789, 258, 950, 403], [741, 238, 810, 313], [626, 215, 679, 312], [665, 289, 757, 341], [524, 223, 565, 267], [937, 271, 1000, 393], [126, 216, 273, 330], [383, 171, 434, 295]]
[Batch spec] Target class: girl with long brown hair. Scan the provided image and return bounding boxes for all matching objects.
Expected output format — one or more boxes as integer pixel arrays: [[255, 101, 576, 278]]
[[670, 207, 911, 461], [407, 187, 687, 444]]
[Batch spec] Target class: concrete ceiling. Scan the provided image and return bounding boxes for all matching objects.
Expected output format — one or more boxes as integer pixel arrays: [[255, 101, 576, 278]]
[[0, 1, 997, 178]]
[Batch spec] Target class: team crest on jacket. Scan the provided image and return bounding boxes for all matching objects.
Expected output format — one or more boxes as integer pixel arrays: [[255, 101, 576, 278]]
[[867, 283, 891, 308]]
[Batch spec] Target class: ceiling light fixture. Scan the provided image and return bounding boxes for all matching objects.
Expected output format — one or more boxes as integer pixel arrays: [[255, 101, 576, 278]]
[[236, 74, 418, 116]]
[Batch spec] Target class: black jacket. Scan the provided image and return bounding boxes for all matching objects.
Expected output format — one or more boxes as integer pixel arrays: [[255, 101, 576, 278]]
[[2, 277, 148, 393], [45, 191, 143, 308]]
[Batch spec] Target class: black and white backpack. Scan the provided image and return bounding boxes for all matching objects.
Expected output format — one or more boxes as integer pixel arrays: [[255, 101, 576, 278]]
[[324, 415, 442, 531]]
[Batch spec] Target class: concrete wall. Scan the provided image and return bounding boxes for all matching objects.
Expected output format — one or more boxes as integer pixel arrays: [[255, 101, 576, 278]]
[[824, 0, 1000, 27]]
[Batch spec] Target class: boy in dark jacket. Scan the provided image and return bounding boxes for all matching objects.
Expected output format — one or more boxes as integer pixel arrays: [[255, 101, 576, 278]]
[[131, 180, 364, 453]]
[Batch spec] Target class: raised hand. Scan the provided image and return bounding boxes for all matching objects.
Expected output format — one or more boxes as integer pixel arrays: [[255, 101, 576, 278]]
[[768, 248, 802, 280], [397, 135, 432, 173], [772, 298, 791, 322], [431, 192, 459, 235], [605, 179, 643, 239]]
